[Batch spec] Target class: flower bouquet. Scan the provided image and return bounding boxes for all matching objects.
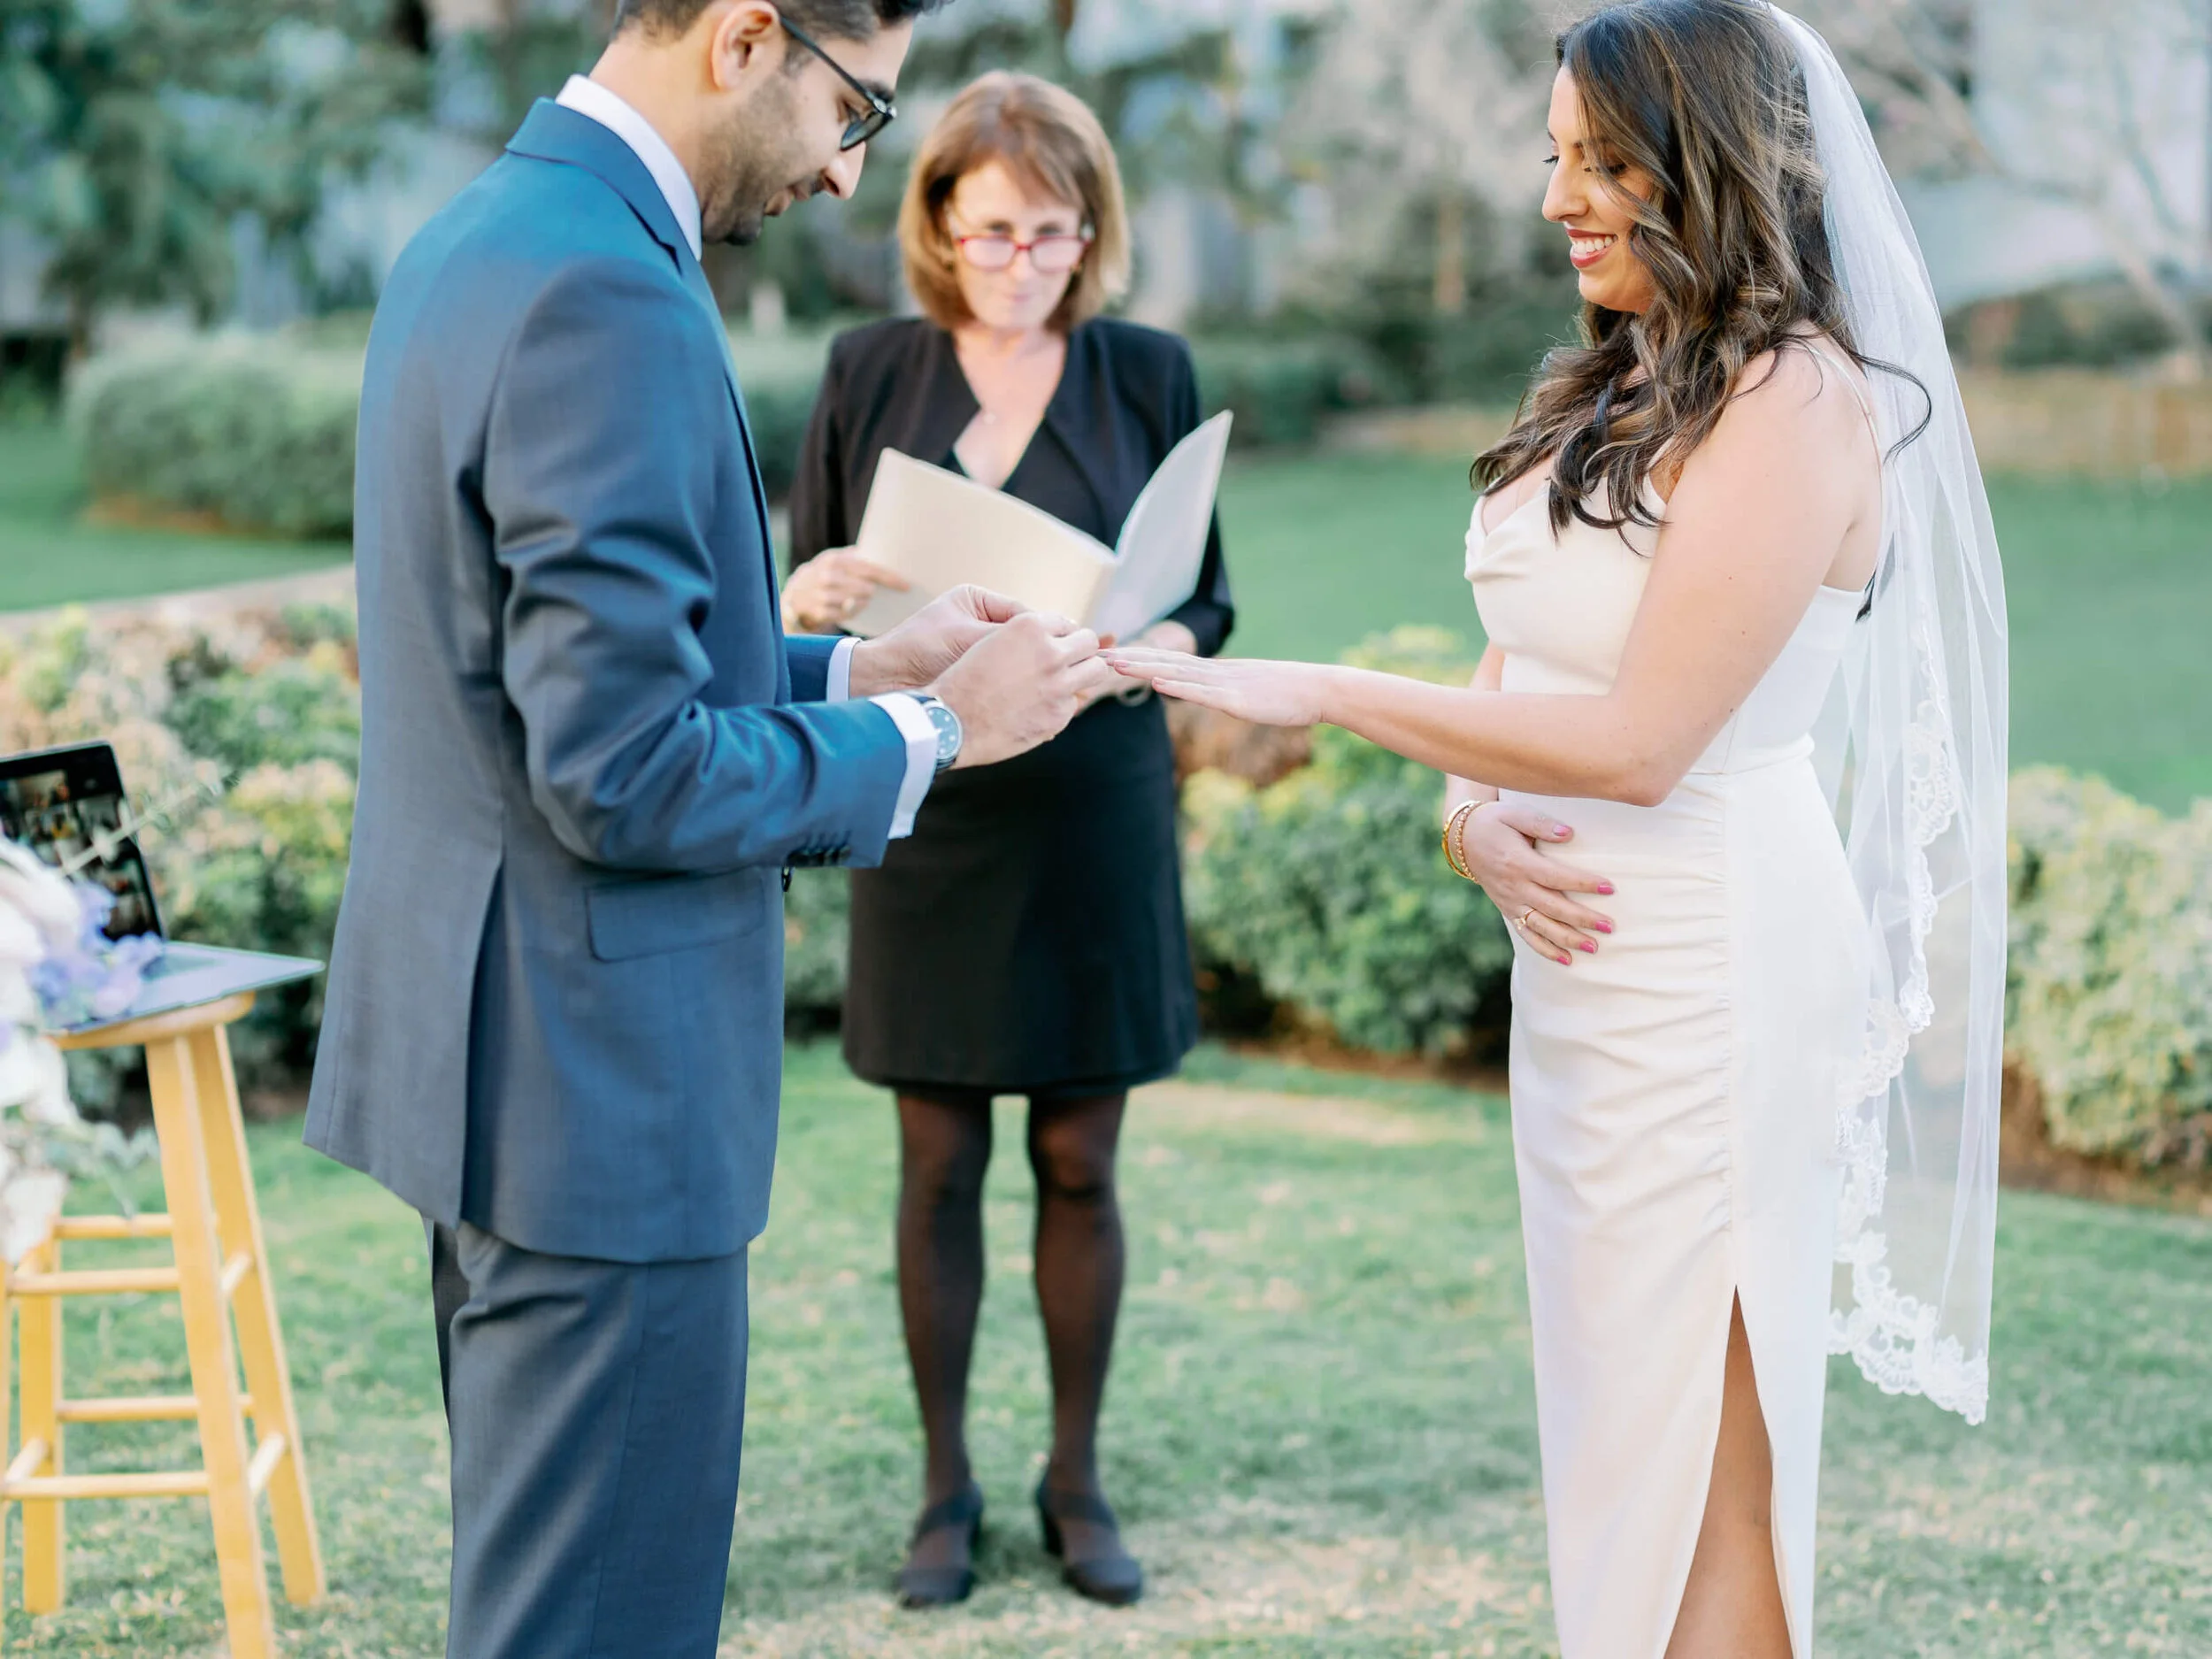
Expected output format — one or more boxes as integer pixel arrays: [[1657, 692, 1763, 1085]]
[[0, 841, 159, 1263]]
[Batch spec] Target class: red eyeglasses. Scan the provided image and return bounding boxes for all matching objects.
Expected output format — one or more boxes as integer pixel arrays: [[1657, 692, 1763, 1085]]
[[952, 231, 1094, 276]]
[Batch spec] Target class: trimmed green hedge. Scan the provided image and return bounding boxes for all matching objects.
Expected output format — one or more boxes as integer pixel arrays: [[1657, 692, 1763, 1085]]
[[727, 330, 832, 501], [783, 866, 850, 1024], [12, 603, 2204, 1171], [0, 604, 363, 1101], [1182, 628, 1513, 1056], [64, 320, 1401, 539], [2008, 767, 2212, 1166], [65, 326, 839, 540], [0, 604, 856, 1103], [1188, 334, 1401, 449], [1181, 637, 2212, 1170], [70, 337, 363, 539]]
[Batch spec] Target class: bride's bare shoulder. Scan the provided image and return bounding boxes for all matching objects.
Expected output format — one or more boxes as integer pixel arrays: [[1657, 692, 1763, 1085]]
[[1729, 335, 1871, 429], [1663, 337, 1878, 532]]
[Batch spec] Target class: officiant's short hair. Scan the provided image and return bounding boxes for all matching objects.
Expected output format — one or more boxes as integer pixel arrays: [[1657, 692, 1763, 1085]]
[[899, 73, 1133, 334]]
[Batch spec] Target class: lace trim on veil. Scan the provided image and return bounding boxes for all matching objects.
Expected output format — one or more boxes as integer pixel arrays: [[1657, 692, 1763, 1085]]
[[1826, 620, 1989, 1425], [1760, 0, 2008, 1432]]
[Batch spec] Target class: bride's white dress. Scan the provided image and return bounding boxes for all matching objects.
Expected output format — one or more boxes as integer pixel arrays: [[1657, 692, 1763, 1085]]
[[1465, 483, 1868, 1658]]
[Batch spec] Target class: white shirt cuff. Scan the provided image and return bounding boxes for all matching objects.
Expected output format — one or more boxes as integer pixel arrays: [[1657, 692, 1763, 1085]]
[[869, 693, 938, 840], [826, 636, 859, 703]]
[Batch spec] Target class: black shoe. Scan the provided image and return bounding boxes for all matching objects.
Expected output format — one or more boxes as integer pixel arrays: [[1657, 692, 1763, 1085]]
[[1035, 1481, 1144, 1607], [895, 1480, 986, 1609]]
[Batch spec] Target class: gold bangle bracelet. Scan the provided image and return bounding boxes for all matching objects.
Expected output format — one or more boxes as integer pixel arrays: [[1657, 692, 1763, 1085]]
[[1442, 800, 1480, 881]]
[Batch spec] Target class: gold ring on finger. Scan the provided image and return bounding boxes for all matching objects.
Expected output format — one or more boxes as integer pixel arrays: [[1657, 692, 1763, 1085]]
[[1520, 908, 1539, 932]]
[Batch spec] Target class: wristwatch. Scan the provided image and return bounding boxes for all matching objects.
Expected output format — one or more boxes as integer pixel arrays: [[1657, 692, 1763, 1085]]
[[909, 694, 964, 773]]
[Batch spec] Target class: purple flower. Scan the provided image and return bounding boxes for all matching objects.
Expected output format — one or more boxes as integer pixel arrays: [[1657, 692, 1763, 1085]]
[[27, 880, 164, 1030]]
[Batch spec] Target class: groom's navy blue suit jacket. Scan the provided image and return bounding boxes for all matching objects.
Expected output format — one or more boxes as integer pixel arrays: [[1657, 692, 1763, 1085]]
[[306, 102, 910, 1263]]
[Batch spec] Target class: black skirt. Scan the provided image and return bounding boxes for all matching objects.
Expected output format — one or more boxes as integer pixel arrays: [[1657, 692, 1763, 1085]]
[[786, 316, 1235, 1097], [841, 688, 1199, 1095]]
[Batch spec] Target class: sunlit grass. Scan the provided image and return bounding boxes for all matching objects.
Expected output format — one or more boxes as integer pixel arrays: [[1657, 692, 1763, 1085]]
[[6, 1044, 2206, 1655], [0, 420, 344, 614]]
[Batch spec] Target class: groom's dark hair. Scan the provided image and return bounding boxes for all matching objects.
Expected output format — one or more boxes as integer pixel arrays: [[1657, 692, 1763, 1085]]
[[616, 0, 949, 41]]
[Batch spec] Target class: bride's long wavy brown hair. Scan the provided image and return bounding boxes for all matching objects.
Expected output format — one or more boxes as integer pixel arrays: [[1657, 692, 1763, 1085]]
[[1476, 0, 1907, 536]]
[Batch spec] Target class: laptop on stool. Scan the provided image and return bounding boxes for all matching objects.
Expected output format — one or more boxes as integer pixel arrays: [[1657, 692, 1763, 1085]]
[[0, 741, 323, 1030]]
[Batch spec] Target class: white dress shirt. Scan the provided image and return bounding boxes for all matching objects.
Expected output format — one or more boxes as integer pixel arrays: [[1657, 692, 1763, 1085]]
[[554, 76, 939, 837]]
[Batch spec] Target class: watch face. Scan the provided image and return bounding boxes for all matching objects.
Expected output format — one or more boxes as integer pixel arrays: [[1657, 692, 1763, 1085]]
[[924, 699, 963, 767]]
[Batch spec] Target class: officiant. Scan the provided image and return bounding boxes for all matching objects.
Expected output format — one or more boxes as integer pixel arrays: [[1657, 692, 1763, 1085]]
[[785, 71, 1232, 1614]]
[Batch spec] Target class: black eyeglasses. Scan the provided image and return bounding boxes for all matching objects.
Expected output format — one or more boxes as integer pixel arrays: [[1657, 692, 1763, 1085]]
[[781, 18, 896, 151]]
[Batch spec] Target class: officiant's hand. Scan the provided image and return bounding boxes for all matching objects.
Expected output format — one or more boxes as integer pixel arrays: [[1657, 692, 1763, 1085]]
[[849, 584, 1028, 697], [782, 549, 910, 634], [933, 611, 1118, 769]]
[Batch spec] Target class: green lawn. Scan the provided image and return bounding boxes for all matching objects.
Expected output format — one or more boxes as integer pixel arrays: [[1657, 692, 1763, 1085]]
[[1218, 452, 2212, 812], [0, 421, 345, 612], [8, 1044, 2207, 1655]]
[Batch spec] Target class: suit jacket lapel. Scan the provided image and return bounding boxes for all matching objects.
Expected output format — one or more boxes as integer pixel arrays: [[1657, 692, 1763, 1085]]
[[506, 101, 791, 702], [677, 258, 793, 702], [911, 327, 982, 467], [916, 323, 1114, 531], [508, 101, 691, 263], [1034, 323, 1117, 534]]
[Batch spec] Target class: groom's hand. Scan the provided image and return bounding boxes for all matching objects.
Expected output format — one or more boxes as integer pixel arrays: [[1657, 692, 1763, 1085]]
[[847, 585, 1024, 697], [933, 611, 1118, 769]]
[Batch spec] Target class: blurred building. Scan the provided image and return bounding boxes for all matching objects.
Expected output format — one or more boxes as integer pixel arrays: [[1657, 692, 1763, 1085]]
[[1054, 0, 1326, 325], [1905, 0, 2212, 312]]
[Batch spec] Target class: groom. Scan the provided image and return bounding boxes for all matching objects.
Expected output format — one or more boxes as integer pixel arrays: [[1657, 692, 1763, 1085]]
[[303, 0, 1107, 1653]]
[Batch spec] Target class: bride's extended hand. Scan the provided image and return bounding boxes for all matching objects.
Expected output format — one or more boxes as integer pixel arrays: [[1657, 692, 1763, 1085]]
[[1103, 648, 1331, 726], [1453, 801, 1617, 966]]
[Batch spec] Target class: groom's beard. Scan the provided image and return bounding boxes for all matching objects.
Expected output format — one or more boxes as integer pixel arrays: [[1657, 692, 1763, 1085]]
[[701, 84, 811, 248]]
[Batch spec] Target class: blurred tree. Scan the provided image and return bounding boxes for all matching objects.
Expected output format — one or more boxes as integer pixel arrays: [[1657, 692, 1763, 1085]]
[[391, 0, 434, 54], [1806, 0, 2212, 374], [842, 1, 1279, 318], [0, 0, 426, 353], [449, 0, 616, 142], [1285, 0, 1555, 317]]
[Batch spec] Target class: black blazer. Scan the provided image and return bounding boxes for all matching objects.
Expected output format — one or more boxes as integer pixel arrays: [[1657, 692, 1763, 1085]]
[[788, 315, 1233, 654], [787, 313, 1232, 1094]]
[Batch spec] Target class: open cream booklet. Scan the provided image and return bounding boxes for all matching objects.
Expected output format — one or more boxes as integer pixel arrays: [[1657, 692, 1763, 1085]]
[[843, 411, 1233, 643]]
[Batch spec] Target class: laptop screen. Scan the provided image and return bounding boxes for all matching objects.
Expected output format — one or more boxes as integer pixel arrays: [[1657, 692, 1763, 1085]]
[[0, 748, 163, 943]]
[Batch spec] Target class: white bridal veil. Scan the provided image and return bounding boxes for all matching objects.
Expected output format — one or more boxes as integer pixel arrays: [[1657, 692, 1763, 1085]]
[[1771, 4, 2011, 1423]]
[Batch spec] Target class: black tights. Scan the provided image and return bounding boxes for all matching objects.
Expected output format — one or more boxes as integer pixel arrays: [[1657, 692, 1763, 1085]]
[[895, 1089, 1128, 1506]]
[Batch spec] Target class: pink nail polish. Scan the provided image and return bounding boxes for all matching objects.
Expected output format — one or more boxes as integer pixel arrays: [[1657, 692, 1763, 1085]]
[[1557, 954, 1572, 966], [1597, 882, 1616, 895], [1596, 921, 1614, 934], [1579, 941, 1597, 954]]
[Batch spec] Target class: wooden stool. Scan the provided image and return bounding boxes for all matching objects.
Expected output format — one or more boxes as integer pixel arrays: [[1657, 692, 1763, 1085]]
[[1, 991, 324, 1656]]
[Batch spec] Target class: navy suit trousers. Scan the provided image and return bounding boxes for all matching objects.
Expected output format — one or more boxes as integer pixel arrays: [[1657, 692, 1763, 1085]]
[[428, 1221, 749, 1658]]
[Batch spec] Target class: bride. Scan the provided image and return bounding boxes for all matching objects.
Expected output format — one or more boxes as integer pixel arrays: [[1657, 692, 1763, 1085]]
[[1109, 3, 2008, 1654]]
